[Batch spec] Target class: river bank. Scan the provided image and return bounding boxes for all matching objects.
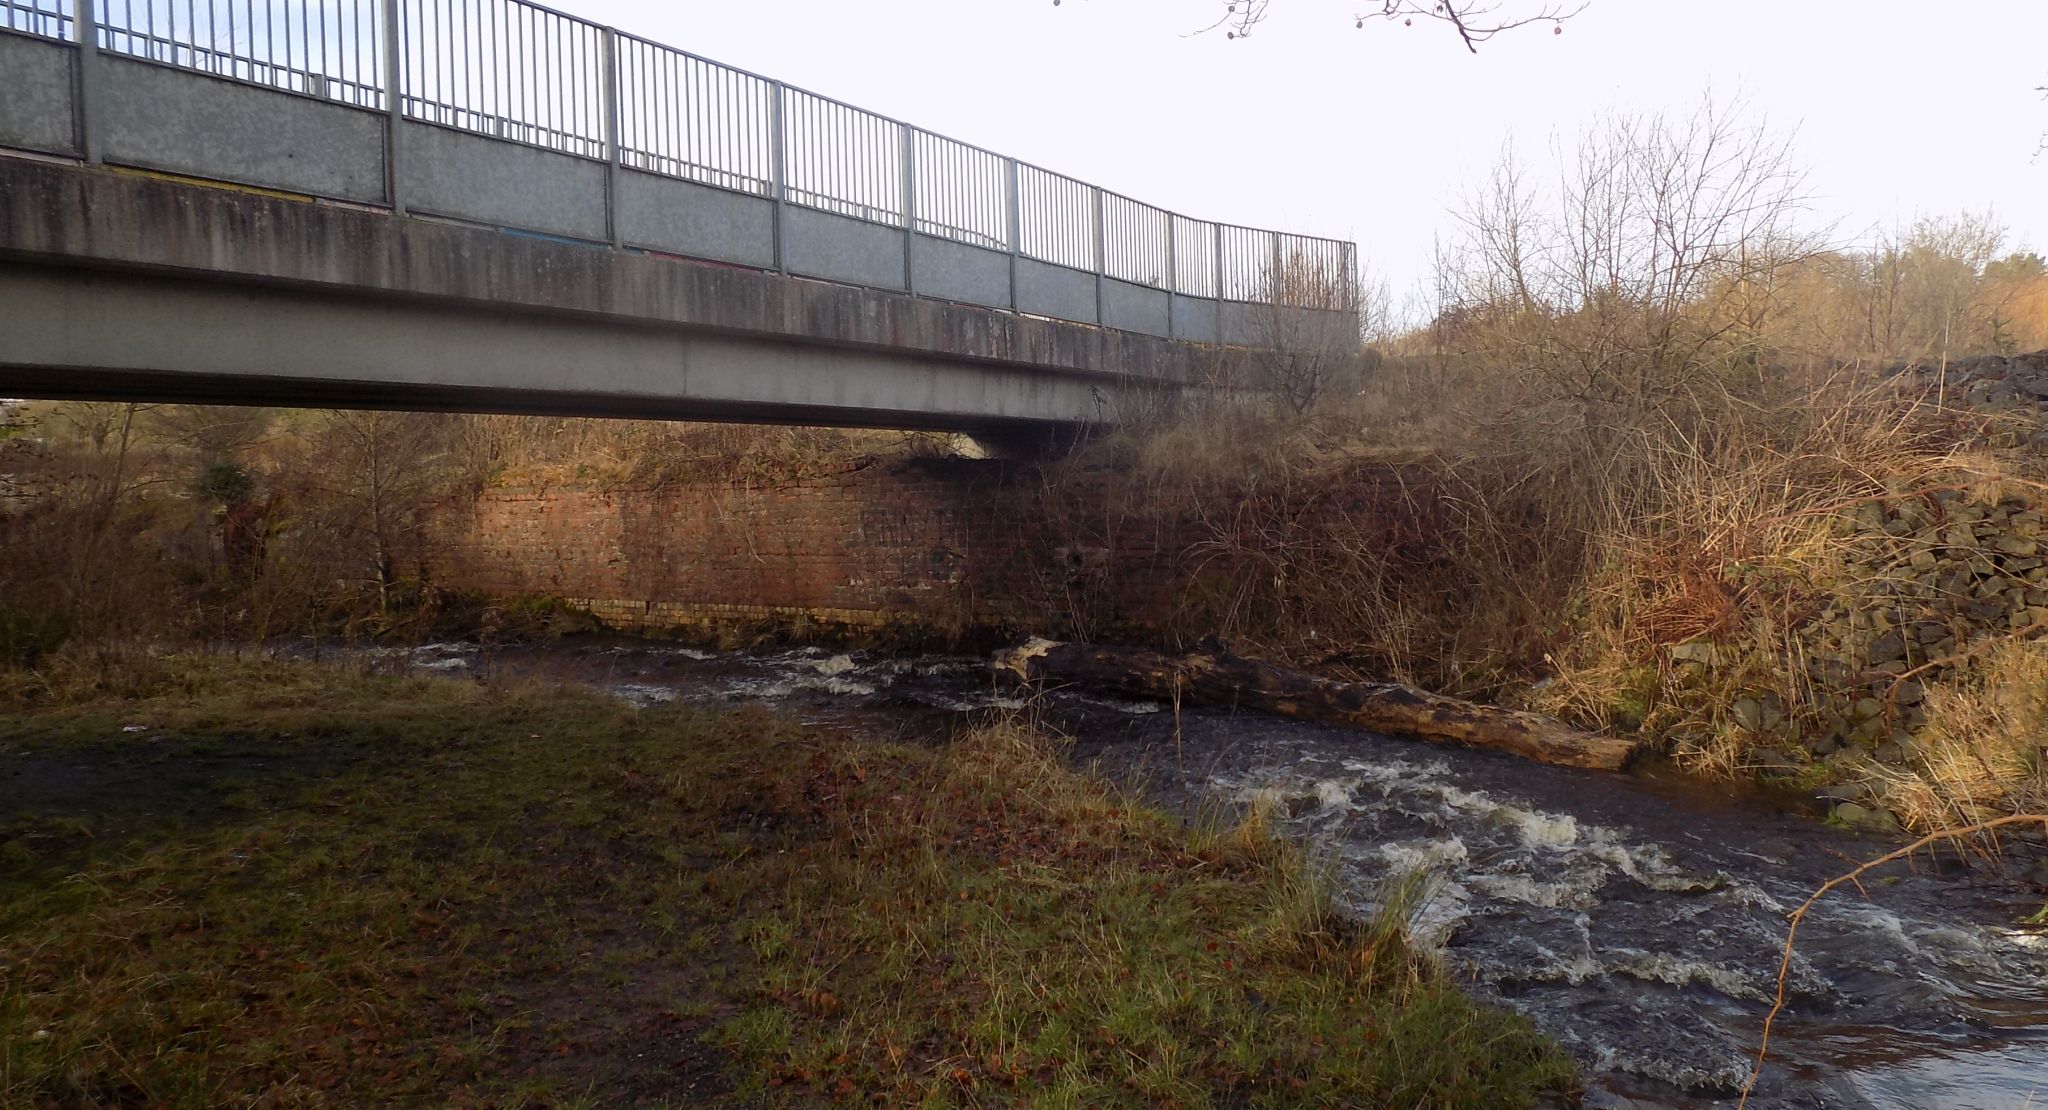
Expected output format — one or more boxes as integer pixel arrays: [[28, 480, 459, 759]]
[[308, 639, 2048, 1106], [0, 650, 1571, 1107], [14, 639, 2044, 1106]]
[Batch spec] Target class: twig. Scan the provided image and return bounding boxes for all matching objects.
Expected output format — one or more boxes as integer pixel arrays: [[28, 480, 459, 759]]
[[1739, 814, 2048, 1108]]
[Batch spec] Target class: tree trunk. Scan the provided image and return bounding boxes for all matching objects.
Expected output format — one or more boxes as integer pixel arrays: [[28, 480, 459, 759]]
[[994, 638, 1640, 773]]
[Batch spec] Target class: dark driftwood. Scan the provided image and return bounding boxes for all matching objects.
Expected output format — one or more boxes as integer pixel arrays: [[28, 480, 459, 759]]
[[993, 638, 1639, 772]]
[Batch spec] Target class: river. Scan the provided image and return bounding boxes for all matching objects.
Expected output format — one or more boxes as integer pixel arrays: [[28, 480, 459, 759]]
[[346, 638, 2048, 1109]]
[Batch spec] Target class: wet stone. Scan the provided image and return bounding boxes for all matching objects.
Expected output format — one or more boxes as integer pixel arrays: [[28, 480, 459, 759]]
[[1832, 801, 1901, 831], [1748, 747, 1803, 776]]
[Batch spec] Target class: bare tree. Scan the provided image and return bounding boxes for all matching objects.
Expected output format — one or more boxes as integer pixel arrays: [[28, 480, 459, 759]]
[[1195, 0, 1584, 49], [1439, 97, 1819, 416], [294, 410, 453, 615], [2036, 81, 2046, 159]]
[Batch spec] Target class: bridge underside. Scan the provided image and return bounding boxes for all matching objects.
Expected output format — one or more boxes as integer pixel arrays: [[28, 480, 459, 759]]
[[0, 157, 1222, 434], [0, 264, 1131, 434]]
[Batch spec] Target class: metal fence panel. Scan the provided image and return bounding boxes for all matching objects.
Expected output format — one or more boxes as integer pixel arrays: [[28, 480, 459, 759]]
[[910, 128, 1005, 250], [92, 0, 383, 106], [1103, 192, 1169, 289], [1171, 213, 1217, 298], [400, 0, 604, 156], [781, 87, 902, 225], [4, 0, 1358, 330], [1274, 231, 1352, 309], [1017, 163, 1094, 272], [2, 0, 73, 40], [615, 35, 771, 194]]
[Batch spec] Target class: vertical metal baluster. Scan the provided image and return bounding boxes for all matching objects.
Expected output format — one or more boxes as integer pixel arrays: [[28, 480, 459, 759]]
[[464, 0, 471, 128], [1213, 224, 1226, 344], [75, 0, 100, 162], [1091, 186, 1105, 325], [475, 0, 487, 130], [487, 0, 499, 135], [900, 122, 914, 292], [382, 0, 401, 210], [769, 79, 785, 273], [1166, 212, 1177, 338], [1004, 157, 1019, 312], [1270, 231, 1283, 317], [425, 0, 435, 121], [602, 25, 618, 245]]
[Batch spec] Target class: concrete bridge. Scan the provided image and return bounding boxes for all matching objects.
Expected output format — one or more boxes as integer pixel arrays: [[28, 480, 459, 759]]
[[0, 0, 1357, 434]]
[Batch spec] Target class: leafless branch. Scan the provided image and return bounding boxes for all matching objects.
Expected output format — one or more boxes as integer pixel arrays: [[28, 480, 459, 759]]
[[1195, 0, 1584, 48], [1738, 814, 2048, 1108]]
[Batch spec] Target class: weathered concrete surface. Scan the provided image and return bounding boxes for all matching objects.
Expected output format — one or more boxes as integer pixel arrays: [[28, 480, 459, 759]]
[[0, 266, 1123, 429], [0, 156, 1216, 430], [0, 156, 1218, 380], [399, 121, 607, 241], [617, 169, 776, 269], [0, 34, 77, 157], [98, 56, 387, 203]]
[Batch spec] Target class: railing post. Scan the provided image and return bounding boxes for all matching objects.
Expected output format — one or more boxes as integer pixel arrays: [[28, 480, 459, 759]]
[[1212, 223, 1225, 346], [1091, 187, 1106, 326], [1005, 157, 1021, 313], [769, 80, 788, 274], [74, 0, 101, 165], [1165, 215, 1177, 339], [381, 0, 403, 214], [900, 122, 915, 294], [1270, 233, 1284, 313], [602, 27, 621, 248]]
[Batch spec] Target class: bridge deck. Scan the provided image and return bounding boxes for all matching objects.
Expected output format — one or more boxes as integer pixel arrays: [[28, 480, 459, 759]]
[[0, 1, 1356, 430]]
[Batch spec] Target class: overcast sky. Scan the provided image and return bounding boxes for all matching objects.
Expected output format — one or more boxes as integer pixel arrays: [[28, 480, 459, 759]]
[[573, 0, 2046, 299]]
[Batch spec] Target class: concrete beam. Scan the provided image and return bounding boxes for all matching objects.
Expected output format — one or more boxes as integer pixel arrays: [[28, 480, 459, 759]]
[[0, 265, 1129, 432], [0, 156, 1219, 387]]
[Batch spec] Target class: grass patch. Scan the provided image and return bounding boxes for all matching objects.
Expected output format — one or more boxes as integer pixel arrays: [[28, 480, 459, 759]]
[[1, 652, 1571, 1106]]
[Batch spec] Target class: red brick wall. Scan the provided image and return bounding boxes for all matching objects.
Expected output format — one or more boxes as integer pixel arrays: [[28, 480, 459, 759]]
[[422, 458, 1175, 640], [422, 455, 1428, 645]]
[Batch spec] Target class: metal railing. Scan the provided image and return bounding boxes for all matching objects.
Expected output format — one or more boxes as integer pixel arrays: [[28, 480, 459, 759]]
[[4, 0, 1357, 316]]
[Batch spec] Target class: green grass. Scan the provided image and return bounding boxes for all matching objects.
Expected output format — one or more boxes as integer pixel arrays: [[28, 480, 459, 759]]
[[0, 652, 1573, 1107]]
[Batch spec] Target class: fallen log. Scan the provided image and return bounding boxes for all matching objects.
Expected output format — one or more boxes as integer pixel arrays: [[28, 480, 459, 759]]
[[993, 638, 1640, 772]]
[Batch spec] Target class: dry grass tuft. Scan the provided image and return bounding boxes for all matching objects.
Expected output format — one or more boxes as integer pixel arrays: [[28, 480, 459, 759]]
[[1875, 640, 2048, 829]]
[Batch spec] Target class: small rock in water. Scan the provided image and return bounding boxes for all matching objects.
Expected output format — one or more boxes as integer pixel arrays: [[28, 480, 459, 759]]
[[1747, 747, 1802, 776], [1815, 781, 1868, 804], [1833, 801, 1901, 832]]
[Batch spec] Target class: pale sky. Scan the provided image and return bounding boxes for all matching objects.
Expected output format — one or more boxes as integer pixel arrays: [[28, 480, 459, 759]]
[[572, 0, 2046, 298]]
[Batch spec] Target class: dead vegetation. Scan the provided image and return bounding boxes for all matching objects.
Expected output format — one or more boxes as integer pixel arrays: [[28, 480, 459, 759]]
[[1040, 100, 2048, 831]]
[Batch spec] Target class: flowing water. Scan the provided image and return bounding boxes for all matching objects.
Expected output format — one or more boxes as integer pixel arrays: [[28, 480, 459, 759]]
[[349, 639, 2048, 1108]]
